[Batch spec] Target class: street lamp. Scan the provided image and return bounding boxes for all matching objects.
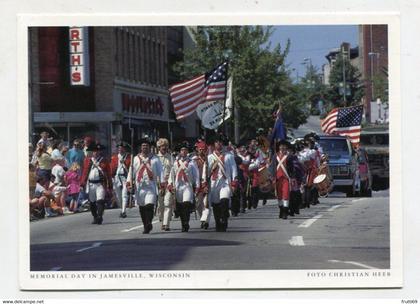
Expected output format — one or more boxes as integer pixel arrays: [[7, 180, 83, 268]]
[[368, 52, 380, 102], [302, 57, 312, 66]]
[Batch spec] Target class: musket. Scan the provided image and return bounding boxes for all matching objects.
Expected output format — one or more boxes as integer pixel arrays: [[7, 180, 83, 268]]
[[127, 112, 135, 209]]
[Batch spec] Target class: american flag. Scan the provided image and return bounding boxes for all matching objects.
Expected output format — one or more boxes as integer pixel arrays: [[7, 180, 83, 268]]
[[169, 62, 228, 120], [321, 105, 364, 144]]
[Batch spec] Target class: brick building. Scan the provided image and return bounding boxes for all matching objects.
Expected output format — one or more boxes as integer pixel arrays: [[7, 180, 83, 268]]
[[29, 26, 195, 153], [358, 25, 388, 123]]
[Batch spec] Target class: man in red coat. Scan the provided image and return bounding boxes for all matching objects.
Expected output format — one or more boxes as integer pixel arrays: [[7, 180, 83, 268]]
[[271, 140, 294, 219], [81, 143, 112, 224], [110, 142, 132, 218]]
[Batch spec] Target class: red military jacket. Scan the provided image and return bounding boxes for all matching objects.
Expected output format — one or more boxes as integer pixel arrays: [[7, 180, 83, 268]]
[[110, 153, 132, 177], [275, 152, 293, 180], [81, 156, 112, 189]]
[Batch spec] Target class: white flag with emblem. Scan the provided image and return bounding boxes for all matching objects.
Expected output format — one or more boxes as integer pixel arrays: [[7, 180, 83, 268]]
[[198, 76, 233, 130]]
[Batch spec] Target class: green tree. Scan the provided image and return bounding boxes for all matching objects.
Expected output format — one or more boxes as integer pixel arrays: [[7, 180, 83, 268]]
[[372, 67, 388, 105], [172, 26, 308, 141], [297, 63, 328, 115], [327, 52, 364, 107]]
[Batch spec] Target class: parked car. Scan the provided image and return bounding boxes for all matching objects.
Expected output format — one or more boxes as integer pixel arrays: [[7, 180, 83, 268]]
[[359, 126, 389, 191], [355, 147, 372, 197], [318, 135, 359, 197]]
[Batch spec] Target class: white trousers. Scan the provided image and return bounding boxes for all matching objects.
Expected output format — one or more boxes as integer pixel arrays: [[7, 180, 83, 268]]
[[87, 183, 106, 202], [196, 192, 211, 223], [209, 179, 231, 205], [113, 176, 128, 212], [158, 190, 174, 226], [278, 199, 289, 207], [135, 183, 157, 206], [175, 183, 194, 203]]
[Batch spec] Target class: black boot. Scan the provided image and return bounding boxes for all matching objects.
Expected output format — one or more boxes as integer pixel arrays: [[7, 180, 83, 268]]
[[240, 191, 247, 213], [90, 201, 99, 224], [139, 206, 149, 234], [251, 187, 259, 209], [182, 202, 191, 232], [177, 203, 187, 232], [146, 204, 155, 233], [289, 203, 295, 216], [220, 199, 229, 232], [294, 192, 301, 215], [279, 206, 283, 219], [282, 207, 288, 219], [96, 200, 105, 225], [213, 203, 221, 232]]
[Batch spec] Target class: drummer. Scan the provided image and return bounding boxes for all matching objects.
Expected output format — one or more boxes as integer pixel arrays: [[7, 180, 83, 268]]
[[316, 154, 333, 197], [299, 136, 318, 208]]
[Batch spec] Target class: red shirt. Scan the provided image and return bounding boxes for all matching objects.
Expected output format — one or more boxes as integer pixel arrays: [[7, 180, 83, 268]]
[[110, 153, 132, 177], [81, 157, 112, 188]]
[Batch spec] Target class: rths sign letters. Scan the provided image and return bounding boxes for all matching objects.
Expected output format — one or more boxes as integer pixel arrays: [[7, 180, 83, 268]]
[[69, 27, 90, 86]]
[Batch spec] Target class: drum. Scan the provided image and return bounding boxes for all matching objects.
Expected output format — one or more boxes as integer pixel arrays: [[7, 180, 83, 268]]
[[313, 174, 332, 197], [258, 165, 273, 194]]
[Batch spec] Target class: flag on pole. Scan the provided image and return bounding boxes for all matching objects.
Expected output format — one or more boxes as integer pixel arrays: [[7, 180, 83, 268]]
[[169, 62, 228, 120], [269, 108, 287, 147], [198, 76, 233, 130], [321, 105, 364, 144]]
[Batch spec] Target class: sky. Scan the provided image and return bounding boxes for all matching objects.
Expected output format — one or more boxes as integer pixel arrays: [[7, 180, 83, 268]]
[[270, 25, 359, 81]]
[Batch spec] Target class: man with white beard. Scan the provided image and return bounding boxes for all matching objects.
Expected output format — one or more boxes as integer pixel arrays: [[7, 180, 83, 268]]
[[126, 138, 164, 234], [207, 133, 238, 232], [167, 142, 200, 232]]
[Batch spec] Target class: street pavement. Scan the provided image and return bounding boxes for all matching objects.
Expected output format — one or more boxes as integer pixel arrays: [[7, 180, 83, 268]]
[[30, 190, 389, 271], [292, 115, 323, 138]]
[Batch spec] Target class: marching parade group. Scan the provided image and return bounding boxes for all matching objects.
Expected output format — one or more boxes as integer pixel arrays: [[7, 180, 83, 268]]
[[29, 128, 332, 234]]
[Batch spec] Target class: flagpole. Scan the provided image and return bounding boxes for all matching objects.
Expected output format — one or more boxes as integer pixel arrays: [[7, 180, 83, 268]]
[[222, 61, 229, 135]]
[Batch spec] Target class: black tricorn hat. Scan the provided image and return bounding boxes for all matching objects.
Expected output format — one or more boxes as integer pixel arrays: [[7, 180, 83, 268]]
[[116, 141, 130, 149], [304, 132, 319, 141], [208, 132, 229, 146], [86, 143, 106, 151], [276, 139, 290, 151], [136, 137, 152, 147], [174, 141, 192, 152]]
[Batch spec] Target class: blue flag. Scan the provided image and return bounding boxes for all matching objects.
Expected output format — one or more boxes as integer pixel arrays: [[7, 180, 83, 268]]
[[270, 110, 286, 147]]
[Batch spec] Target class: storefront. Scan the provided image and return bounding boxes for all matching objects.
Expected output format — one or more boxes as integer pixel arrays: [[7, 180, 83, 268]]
[[113, 80, 176, 150]]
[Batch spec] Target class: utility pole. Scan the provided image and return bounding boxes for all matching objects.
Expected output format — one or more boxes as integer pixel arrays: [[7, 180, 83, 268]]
[[342, 48, 347, 105]]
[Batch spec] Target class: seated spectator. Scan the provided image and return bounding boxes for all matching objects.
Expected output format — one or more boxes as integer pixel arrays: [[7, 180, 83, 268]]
[[30, 175, 62, 219]]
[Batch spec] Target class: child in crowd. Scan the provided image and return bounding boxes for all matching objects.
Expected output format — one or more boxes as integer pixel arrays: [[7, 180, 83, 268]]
[[65, 162, 81, 212], [51, 153, 68, 213]]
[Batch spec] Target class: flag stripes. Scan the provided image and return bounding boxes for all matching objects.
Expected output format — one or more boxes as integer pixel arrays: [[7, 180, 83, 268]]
[[169, 62, 227, 120], [321, 105, 363, 144]]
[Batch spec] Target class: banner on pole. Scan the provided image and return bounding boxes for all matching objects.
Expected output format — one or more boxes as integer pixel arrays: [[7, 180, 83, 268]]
[[198, 77, 233, 130]]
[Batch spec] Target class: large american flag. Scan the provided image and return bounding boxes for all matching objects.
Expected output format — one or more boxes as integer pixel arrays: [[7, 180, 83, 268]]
[[321, 105, 364, 144], [169, 62, 228, 120]]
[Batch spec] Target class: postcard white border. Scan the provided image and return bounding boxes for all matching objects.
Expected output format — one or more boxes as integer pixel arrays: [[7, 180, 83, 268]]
[[17, 12, 402, 290]]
